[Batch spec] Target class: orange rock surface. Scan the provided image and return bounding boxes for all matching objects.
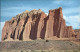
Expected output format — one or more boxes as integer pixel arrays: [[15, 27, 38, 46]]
[[2, 7, 77, 41]]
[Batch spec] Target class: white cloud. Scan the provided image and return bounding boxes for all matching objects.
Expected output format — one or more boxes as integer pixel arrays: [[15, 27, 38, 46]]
[[45, 13, 48, 15], [0, 22, 5, 30], [63, 15, 80, 29], [0, 22, 5, 41]]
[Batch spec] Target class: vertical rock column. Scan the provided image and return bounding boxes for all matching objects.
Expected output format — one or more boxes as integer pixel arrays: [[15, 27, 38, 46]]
[[37, 12, 47, 39], [23, 17, 32, 40], [45, 10, 55, 39], [45, 7, 66, 39]]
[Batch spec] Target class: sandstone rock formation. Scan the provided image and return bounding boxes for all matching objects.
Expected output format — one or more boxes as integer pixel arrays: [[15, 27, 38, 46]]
[[2, 7, 77, 41], [64, 26, 75, 38], [74, 29, 80, 38]]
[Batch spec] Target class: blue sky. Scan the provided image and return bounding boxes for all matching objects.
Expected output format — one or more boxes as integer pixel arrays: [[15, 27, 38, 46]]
[[0, 0, 80, 41]]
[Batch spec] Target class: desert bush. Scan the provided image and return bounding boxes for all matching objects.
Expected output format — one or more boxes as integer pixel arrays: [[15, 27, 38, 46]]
[[31, 50, 35, 52], [41, 50, 46, 52], [45, 40, 49, 42], [26, 51, 28, 52], [21, 50, 23, 52]]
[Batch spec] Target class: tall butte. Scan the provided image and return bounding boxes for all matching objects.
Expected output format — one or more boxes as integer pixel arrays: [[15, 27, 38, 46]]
[[2, 7, 76, 41]]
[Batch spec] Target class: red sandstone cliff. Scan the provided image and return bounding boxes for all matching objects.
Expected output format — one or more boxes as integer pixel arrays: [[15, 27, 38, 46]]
[[2, 7, 76, 41], [74, 29, 80, 38]]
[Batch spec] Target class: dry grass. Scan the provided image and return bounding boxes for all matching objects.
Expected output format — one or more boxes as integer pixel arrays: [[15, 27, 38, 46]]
[[1, 49, 80, 52], [0, 40, 80, 52]]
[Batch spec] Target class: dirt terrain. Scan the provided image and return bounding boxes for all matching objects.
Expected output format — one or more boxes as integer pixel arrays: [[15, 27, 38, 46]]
[[0, 40, 80, 52]]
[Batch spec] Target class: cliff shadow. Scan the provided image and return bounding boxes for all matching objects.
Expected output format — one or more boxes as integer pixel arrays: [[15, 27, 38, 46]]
[[29, 14, 41, 40], [19, 16, 29, 40], [40, 16, 49, 39], [53, 9, 61, 38]]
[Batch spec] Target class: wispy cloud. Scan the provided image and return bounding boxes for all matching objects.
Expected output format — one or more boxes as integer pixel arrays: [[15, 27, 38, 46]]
[[1, 6, 33, 10], [63, 15, 80, 29], [52, 0, 62, 4], [63, 7, 80, 16]]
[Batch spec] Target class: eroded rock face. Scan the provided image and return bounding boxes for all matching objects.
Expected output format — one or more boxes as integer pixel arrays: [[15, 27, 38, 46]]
[[64, 26, 75, 38], [2, 7, 76, 41], [74, 29, 80, 38]]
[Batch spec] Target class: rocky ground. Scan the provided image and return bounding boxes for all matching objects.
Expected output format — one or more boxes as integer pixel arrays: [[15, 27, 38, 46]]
[[0, 40, 80, 52]]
